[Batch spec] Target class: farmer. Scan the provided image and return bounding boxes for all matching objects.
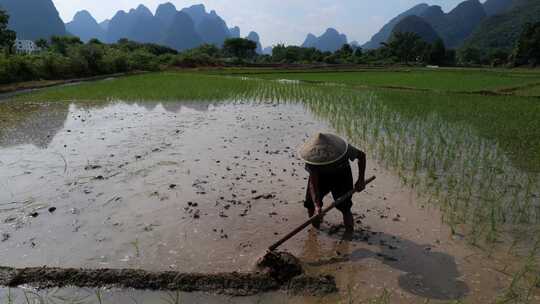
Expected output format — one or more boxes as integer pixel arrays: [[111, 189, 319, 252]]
[[299, 133, 366, 233]]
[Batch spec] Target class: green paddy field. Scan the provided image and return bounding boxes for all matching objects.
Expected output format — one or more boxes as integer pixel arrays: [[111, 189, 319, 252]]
[[14, 68, 540, 170], [3, 67, 540, 303]]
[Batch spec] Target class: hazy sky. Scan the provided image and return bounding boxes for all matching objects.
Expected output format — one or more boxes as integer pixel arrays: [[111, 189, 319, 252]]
[[53, 0, 474, 47]]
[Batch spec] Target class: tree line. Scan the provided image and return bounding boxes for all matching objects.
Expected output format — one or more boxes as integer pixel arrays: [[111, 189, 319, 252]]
[[0, 8, 539, 85]]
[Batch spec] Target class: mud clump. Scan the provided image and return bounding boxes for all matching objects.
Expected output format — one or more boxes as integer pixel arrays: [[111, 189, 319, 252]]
[[0, 263, 337, 296], [256, 252, 337, 295], [256, 251, 303, 282], [1, 267, 278, 296], [0, 267, 17, 285]]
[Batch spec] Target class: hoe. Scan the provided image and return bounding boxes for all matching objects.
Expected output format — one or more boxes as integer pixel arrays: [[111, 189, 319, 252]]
[[258, 176, 376, 268]]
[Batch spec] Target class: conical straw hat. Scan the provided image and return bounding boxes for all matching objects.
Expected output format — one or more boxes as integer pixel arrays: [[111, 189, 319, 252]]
[[299, 133, 348, 165]]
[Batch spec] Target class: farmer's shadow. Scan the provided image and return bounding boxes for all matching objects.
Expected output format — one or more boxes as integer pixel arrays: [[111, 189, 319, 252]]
[[304, 227, 469, 301]]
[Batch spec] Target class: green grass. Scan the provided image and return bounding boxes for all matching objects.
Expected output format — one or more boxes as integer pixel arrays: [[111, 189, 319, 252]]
[[225, 68, 540, 92], [13, 72, 260, 102], [516, 84, 540, 97]]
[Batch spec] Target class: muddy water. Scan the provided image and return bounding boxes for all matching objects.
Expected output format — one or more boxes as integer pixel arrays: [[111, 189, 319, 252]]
[[0, 100, 534, 303]]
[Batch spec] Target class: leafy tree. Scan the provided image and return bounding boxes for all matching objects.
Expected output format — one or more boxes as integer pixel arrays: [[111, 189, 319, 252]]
[[127, 49, 159, 71], [488, 49, 510, 67], [142, 43, 177, 56], [188, 44, 220, 57], [50, 36, 83, 56], [458, 47, 485, 65], [428, 38, 446, 65], [513, 22, 540, 66], [114, 39, 176, 56], [88, 38, 103, 45], [272, 44, 302, 63], [323, 54, 338, 64], [35, 38, 49, 49], [102, 48, 129, 73], [271, 44, 325, 63], [115, 39, 142, 53], [76, 44, 105, 75], [223, 38, 257, 59], [271, 44, 291, 62], [0, 9, 16, 54], [332, 44, 354, 63], [444, 49, 457, 66], [383, 32, 427, 64], [361, 48, 389, 63], [38, 52, 71, 79], [336, 44, 353, 56], [353, 47, 363, 58], [173, 52, 217, 68]]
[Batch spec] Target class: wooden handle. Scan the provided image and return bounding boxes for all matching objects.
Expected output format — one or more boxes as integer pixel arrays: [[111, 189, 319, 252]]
[[268, 176, 376, 252]]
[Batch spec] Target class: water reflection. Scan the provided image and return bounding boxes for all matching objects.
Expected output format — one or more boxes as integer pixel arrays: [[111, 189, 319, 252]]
[[161, 101, 211, 113], [0, 101, 213, 150], [0, 102, 69, 148]]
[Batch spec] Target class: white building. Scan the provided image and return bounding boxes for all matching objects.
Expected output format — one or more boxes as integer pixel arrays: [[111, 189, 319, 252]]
[[14, 39, 40, 54]]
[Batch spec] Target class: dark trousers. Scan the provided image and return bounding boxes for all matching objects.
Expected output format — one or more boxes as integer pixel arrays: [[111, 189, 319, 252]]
[[303, 164, 354, 213]]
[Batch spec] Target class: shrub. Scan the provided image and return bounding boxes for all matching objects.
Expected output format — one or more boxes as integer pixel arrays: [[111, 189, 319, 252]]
[[127, 50, 159, 71], [0, 54, 38, 83]]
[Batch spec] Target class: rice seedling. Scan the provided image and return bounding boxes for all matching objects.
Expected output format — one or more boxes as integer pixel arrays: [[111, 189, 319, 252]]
[[162, 291, 182, 304], [95, 289, 104, 304], [496, 237, 540, 304], [131, 238, 141, 257], [5, 288, 14, 304], [225, 68, 540, 93]]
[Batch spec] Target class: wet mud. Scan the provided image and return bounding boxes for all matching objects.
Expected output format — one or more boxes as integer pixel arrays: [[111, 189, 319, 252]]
[[257, 251, 303, 283], [0, 256, 336, 296], [0, 100, 535, 303]]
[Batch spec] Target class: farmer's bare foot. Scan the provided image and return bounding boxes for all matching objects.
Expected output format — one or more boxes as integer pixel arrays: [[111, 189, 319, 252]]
[[343, 211, 354, 234]]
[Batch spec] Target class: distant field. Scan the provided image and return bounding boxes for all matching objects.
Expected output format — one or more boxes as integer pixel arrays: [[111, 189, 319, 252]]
[[375, 89, 540, 171], [516, 84, 540, 97], [5, 70, 540, 250], [10, 71, 540, 171], [227, 68, 540, 93], [12, 72, 259, 102]]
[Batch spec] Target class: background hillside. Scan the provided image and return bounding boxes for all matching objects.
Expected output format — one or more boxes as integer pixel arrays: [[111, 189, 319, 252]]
[[0, 0, 66, 40], [464, 0, 540, 50], [392, 15, 441, 44], [302, 28, 348, 52], [66, 10, 106, 42], [0, 0, 263, 52], [362, 4, 429, 49], [363, 0, 538, 53]]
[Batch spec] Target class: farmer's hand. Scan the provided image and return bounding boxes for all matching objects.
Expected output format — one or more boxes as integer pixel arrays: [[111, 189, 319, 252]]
[[315, 205, 323, 216], [355, 179, 366, 192]]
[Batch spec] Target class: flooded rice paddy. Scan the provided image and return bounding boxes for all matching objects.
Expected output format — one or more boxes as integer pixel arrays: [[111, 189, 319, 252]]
[[1, 76, 540, 303]]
